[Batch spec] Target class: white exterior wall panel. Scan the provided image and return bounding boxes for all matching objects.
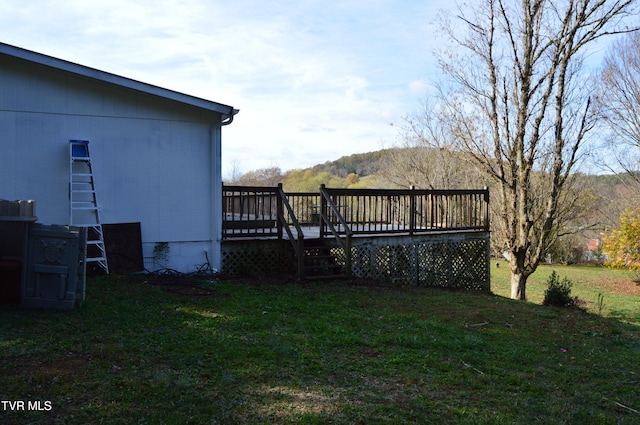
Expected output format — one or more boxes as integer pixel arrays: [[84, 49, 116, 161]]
[[1, 53, 225, 272]]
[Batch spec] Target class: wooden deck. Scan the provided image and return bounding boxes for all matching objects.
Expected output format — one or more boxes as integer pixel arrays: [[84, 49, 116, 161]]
[[221, 184, 491, 290]]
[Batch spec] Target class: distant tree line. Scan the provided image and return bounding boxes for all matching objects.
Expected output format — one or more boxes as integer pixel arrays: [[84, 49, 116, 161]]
[[228, 148, 637, 256]]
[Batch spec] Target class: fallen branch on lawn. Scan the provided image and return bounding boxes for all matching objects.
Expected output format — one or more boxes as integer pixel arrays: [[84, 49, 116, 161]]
[[461, 360, 485, 375], [465, 322, 489, 328], [603, 398, 640, 415]]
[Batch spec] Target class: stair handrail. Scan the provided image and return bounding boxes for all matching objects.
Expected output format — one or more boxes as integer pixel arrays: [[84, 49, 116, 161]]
[[276, 184, 305, 278], [319, 185, 353, 278]]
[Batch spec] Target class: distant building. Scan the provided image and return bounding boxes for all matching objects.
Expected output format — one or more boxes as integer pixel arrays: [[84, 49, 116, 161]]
[[586, 238, 599, 252], [582, 238, 602, 263], [0, 42, 238, 272]]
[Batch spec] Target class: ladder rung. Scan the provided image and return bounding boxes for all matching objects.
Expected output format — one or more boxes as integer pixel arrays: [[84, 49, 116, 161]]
[[71, 206, 99, 211], [85, 257, 107, 262], [72, 174, 94, 178], [86, 240, 105, 245], [71, 189, 96, 193]]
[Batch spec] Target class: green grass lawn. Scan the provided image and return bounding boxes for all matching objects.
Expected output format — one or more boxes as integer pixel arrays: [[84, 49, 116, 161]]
[[491, 260, 640, 325], [1, 266, 639, 424]]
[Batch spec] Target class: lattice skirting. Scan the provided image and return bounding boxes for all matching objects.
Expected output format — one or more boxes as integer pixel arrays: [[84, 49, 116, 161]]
[[221, 233, 490, 291], [347, 234, 490, 291], [221, 240, 295, 277]]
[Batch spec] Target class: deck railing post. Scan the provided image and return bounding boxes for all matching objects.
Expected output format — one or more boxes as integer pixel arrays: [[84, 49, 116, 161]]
[[320, 184, 327, 240], [409, 186, 416, 236], [430, 192, 435, 229], [483, 186, 490, 231], [277, 183, 284, 240], [221, 182, 227, 239]]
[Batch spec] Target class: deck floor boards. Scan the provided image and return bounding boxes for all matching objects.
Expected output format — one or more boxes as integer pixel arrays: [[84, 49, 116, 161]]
[[223, 224, 484, 241]]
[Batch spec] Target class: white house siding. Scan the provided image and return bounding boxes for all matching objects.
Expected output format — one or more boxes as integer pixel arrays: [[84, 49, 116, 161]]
[[0, 52, 226, 273]]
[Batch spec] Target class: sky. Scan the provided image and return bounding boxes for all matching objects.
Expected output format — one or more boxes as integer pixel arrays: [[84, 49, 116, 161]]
[[0, 0, 455, 178]]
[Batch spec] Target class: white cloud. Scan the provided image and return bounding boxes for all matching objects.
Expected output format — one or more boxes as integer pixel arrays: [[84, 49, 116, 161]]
[[408, 80, 432, 97]]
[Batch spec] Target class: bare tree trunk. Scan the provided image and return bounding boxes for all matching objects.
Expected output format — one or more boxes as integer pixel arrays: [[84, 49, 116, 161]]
[[510, 271, 527, 300], [508, 249, 530, 300]]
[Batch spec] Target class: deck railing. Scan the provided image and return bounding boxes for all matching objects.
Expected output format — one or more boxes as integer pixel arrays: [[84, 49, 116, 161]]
[[222, 185, 280, 238], [319, 185, 489, 236], [222, 184, 489, 239], [282, 191, 321, 226], [222, 185, 323, 238]]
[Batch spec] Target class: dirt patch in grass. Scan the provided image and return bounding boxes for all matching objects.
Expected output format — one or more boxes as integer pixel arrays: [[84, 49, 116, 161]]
[[4, 352, 90, 380], [226, 276, 393, 288], [594, 277, 640, 296], [138, 273, 229, 298], [223, 275, 301, 286], [156, 282, 226, 298], [250, 385, 340, 417]]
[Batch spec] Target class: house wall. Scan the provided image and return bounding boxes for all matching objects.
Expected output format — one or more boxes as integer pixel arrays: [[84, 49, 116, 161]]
[[0, 54, 224, 272]]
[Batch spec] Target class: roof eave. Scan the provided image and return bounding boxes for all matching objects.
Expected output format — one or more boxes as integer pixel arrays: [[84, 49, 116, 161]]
[[0, 42, 238, 119]]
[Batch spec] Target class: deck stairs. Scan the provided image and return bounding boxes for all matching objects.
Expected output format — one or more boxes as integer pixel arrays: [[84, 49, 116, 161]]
[[300, 238, 347, 279], [275, 186, 350, 280]]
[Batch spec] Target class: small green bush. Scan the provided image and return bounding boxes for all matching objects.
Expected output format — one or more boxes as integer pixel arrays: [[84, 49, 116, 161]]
[[543, 271, 575, 307]]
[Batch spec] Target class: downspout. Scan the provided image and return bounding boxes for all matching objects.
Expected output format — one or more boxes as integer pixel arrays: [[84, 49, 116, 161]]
[[210, 107, 237, 273]]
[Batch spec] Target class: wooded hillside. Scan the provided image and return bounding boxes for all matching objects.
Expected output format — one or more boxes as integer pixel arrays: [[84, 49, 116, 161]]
[[230, 147, 639, 262]]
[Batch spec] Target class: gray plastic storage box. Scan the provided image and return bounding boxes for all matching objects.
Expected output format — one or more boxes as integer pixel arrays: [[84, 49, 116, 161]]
[[23, 224, 80, 310]]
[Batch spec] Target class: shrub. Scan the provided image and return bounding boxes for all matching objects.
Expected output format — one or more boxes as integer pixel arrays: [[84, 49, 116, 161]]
[[602, 207, 640, 271], [543, 271, 575, 307]]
